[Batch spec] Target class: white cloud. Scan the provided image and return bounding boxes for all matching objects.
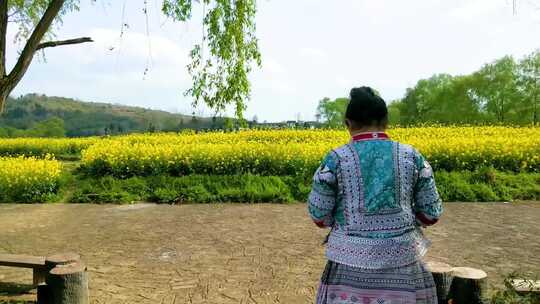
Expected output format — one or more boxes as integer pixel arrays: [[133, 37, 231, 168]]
[[261, 57, 286, 74], [448, 0, 509, 20], [298, 47, 328, 63]]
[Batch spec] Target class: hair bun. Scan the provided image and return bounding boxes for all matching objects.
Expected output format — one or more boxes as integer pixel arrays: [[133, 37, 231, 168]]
[[346, 86, 388, 127]]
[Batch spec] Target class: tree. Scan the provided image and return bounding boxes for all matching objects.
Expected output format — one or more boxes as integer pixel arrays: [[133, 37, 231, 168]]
[[398, 73, 483, 124], [517, 50, 540, 125], [316, 97, 348, 128], [147, 122, 157, 133], [223, 117, 234, 131], [1, 0, 261, 120], [387, 101, 403, 125], [474, 56, 520, 123], [22, 117, 66, 137]]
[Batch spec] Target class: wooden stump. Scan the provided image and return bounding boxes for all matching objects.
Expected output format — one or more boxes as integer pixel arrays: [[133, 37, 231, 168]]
[[45, 261, 89, 304], [448, 267, 488, 304], [426, 261, 454, 304]]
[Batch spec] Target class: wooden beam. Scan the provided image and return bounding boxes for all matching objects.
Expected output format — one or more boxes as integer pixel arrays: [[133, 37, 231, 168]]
[[0, 253, 46, 268], [37, 37, 93, 51]]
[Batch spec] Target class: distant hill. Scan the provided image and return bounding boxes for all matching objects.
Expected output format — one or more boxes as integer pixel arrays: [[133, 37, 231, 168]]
[[0, 94, 227, 137]]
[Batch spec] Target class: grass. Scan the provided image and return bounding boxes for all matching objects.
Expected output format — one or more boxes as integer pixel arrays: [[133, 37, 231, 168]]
[[69, 175, 298, 204], [63, 167, 540, 204], [436, 168, 540, 202]]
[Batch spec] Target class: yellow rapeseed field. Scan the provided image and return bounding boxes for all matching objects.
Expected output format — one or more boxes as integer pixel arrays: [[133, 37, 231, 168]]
[[0, 155, 62, 202], [0, 137, 96, 157], [79, 126, 540, 176]]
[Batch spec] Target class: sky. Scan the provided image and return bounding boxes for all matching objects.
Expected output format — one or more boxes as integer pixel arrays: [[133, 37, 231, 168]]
[[6, 0, 540, 122]]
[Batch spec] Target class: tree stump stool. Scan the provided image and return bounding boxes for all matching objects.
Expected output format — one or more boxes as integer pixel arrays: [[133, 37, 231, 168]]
[[426, 261, 454, 304], [46, 262, 89, 304], [37, 253, 87, 304], [448, 267, 488, 304]]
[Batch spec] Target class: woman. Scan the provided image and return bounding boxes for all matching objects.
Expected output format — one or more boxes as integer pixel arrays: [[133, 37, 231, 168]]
[[308, 87, 443, 304]]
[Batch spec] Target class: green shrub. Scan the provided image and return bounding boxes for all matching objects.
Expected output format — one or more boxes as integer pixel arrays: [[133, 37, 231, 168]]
[[152, 188, 179, 203], [71, 176, 140, 204]]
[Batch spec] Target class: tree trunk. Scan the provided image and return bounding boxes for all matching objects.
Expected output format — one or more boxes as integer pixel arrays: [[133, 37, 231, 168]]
[[533, 90, 538, 126], [0, 81, 8, 112], [46, 261, 89, 304], [0, 0, 7, 78], [425, 261, 453, 304], [448, 267, 488, 304]]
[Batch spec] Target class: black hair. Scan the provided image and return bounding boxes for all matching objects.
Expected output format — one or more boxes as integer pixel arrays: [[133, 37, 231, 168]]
[[345, 86, 388, 128]]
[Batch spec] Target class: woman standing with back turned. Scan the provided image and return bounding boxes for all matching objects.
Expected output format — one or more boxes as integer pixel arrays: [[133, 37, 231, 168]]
[[308, 87, 443, 304]]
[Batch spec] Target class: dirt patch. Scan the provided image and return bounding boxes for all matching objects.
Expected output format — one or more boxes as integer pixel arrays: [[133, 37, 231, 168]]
[[0, 202, 539, 304]]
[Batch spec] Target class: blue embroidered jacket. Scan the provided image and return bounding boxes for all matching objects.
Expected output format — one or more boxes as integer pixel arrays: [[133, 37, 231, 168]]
[[308, 137, 443, 269]]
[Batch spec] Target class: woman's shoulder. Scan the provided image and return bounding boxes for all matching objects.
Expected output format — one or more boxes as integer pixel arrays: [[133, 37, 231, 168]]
[[393, 141, 422, 156]]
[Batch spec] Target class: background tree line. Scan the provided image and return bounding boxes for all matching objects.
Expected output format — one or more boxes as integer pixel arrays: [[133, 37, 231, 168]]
[[317, 50, 540, 127]]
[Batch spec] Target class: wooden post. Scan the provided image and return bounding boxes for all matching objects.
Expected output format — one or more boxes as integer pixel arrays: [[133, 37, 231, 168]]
[[448, 267, 488, 304], [426, 261, 454, 304], [46, 261, 89, 304]]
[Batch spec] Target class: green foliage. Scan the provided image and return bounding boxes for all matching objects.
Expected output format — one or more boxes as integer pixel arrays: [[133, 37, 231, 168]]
[[163, 0, 261, 120], [518, 51, 540, 125], [387, 101, 403, 125], [435, 169, 540, 202], [393, 50, 540, 125], [65, 169, 540, 204], [474, 56, 520, 123], [316, 97, 348, 127]]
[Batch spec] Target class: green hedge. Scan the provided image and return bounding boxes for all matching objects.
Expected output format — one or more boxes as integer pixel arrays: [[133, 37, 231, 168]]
[[68, 169, 540, 204]]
